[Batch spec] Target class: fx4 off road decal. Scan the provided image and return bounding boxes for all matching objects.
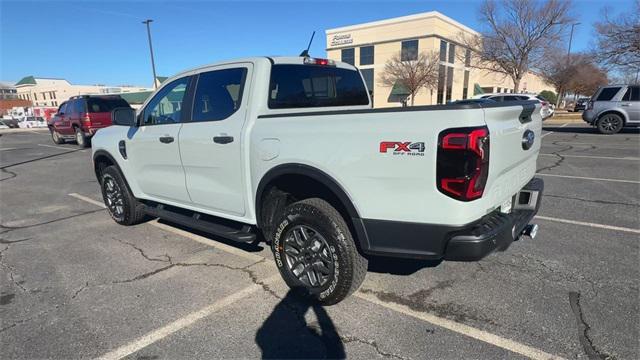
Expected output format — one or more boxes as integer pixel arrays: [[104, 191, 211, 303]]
[[379, 141, 425, 156]]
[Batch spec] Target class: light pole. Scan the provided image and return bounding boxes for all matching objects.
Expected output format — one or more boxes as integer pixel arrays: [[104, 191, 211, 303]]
[[142, 19, 158, 89], [567, 22, 581, 58]]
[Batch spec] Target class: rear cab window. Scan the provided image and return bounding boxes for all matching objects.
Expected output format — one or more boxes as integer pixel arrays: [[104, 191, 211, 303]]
[[87, 96, 130, 113], [595, 87, 622, 101], [268, 64, 369, 109]]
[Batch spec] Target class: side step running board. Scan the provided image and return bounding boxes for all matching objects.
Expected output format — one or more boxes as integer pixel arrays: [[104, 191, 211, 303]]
[[143, 203, 256, 243]]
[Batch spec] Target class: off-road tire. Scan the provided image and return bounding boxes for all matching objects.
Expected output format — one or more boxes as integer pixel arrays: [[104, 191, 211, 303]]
[[597, 114, 624, 134], [271, 198, 368, 305], [100, 165, 146, 225], [50, 129, 64, 144], [75, 127, 89, 148]]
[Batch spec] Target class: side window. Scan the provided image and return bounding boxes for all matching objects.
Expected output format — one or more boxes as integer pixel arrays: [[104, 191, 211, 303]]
[[142, 77, 189, 126], [631, 86, 640, 101], [192, 68, 247, 122], [621, 87, 631, 101], [596, 87, 621, 101], [58, 102, 67, 114], [66, 100, 77, 115]]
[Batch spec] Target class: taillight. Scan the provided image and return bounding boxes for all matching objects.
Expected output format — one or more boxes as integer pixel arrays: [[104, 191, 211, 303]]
[[437, 126, 490, 201]]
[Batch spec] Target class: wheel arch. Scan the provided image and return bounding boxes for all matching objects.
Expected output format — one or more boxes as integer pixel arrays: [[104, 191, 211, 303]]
[[255, 163, 368, 252], [93, 150, 121, 181], [597, 110, 628, 125]]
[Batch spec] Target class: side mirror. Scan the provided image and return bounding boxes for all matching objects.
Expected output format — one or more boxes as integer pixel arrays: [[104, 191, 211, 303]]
[[112, 107, 136, 127]]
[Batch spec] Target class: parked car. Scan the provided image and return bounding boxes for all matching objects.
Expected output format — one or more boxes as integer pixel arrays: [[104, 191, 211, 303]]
[[48, 95, 131, 147], [0, 120, 10, 129], [570, 97, 590, 112], [448, 98, 497, 105], [92, 56, 544, 304], [21, 116, 47, 128], [583, 85, 640, 134], [0, 117, 20, 128], [477, 93, 552, 119]]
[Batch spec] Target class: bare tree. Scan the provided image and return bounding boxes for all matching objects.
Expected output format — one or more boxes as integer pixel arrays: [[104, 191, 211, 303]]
[[593, 1, 640, 72], [459, 0, 573, 92], [379, 51, 439, 106], [567, 62, 608, 97]]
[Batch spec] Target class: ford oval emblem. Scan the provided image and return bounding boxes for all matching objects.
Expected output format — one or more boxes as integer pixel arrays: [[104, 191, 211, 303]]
[[522, 130, 535, 150]]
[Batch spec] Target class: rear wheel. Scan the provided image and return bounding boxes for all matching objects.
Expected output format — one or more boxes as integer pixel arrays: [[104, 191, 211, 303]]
[[100, 166, 146, 225], [75, 127, 89, 148], [597, 114, 623, 134], [271, 198, 368, 305], [50, 128, 64, 144]]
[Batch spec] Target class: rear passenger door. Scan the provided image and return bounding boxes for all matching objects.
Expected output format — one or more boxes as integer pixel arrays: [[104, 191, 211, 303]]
[[621, 86, 640, 123], [179, 64, 251, 216], [60, 99, 76, 135], [127, 76, 192, 203]]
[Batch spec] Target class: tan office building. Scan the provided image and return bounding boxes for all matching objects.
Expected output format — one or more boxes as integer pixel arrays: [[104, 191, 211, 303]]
[[326, 11, 553, 108]]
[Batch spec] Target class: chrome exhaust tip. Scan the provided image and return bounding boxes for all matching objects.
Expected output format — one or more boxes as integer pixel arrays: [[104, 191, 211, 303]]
[[521, 224, 539, 239]]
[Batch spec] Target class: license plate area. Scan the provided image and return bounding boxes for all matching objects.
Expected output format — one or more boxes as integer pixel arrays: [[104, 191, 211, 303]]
[[513, 189, 540, 211]]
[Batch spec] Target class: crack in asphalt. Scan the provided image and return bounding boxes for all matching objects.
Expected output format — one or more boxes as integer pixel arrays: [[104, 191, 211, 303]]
[[544, 194, 640, 207], [568, 292, 612, 359], [537, 142, 572, 173], [339, 334, 411, 360], [0, 148, 82, 170], [71, 282, 90, 300], [359, 280, 497, 326], [0, 209, 105, 234], [0, 168, 17, 182]]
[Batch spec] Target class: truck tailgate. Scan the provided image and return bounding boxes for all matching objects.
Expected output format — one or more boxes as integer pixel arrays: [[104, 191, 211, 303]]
[[482, 102, 542, 207]]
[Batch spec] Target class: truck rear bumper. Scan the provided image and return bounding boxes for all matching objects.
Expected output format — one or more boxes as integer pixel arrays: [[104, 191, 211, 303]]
[[354, 177, 544, 261]]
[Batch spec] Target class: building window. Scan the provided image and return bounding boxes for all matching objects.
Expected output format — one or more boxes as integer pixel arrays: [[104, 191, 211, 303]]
[[360, 68, 374, 99], [341, 48, 355, 65], [401, 40, 418, 61], [448, 43, 456, 64], [360, 46, 374, 66], [42, 92, 47, 100], [446, 67, 454, 102], [462, 70, 470, 99], [439, 40, 447, 62], [33, 93, 37, 101], [465, 49, 471, 67], [437, 65, 446, 104]]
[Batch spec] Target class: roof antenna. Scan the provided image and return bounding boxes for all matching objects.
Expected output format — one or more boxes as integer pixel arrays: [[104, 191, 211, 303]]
[[299, 31, 316, 57]]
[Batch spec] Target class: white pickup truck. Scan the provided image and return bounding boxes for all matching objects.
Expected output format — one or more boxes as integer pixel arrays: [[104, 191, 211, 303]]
[[92, 56, 544, 304]]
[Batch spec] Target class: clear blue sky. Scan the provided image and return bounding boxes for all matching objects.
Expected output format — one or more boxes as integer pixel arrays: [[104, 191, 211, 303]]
[[1, 0, 634, 87]]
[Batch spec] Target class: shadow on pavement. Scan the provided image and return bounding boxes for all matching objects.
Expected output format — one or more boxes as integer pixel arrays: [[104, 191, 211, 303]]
[[255, 290, 345, 359], [367, 255, 442, 275]]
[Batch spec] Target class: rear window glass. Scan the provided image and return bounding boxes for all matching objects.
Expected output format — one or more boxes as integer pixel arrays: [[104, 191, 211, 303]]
[[268, 65, 369, 109], [87, 97, 130, 113], [596, 87, 621, 101]]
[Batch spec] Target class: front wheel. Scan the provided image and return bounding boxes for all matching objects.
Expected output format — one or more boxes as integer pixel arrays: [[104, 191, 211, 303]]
[[100, 166, 147, 225], [271, 198, 368, 305], [597, 114, 624, 134], [50, 129, 64, 144]]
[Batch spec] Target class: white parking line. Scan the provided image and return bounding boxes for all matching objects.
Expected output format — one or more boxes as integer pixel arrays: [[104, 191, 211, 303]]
[[355, 291, 565, 360], [546, 141, 639, 148], [96, 274, 281, 360], [541, 123, 569, 138], [68, 193, 263, 262], [539, 153, 640, 161], [38, 143, 86, 152], [536, 173, 640, 184], [0, 147, 17, 151], [534, 215, 640, 234]]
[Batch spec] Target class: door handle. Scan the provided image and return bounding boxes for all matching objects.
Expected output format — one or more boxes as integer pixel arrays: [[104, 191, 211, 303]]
[[621, 103, 631, 107], [159, 136, 174, 144], [213, 136, 234, 144]]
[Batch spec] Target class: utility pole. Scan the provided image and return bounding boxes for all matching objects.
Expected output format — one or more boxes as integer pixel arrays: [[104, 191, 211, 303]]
[[142, 19, 158, 90], [562, 22, 580, 107]]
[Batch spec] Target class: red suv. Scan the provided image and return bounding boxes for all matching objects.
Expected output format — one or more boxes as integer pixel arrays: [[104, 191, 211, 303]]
[[48, 95, 131, 147]]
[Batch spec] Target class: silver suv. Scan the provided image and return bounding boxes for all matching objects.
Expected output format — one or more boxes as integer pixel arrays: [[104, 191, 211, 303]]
[[583, 85, 640, 134]]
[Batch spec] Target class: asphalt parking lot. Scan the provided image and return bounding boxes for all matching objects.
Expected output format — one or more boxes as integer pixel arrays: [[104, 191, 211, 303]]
[[1, 123, 638, 360]]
